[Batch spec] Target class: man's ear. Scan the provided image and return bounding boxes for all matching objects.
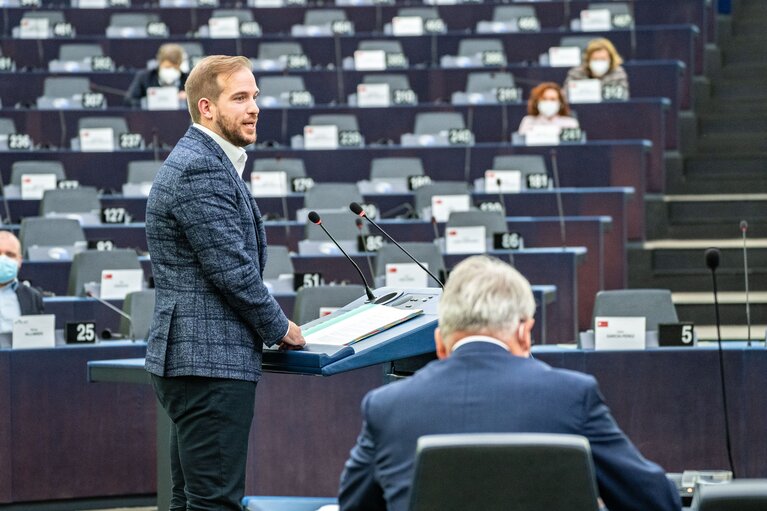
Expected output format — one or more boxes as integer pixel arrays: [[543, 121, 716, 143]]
[[198, 98, 214, 120], [435, 328, 449, 360], [516, 319, 535, 355]]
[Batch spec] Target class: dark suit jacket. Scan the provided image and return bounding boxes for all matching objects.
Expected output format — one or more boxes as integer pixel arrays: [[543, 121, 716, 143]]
[[16, 283, 44, 315], [339, 342, 681, 511], [124, 68, 188, 107], [144, 126, 289, 382]]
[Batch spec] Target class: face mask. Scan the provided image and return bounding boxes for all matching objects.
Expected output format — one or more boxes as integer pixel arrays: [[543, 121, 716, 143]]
[[589, 59, 611, 77], [158, 67, 181, 85], [0, 255, 19, 284], [537, 99, 561, 118]]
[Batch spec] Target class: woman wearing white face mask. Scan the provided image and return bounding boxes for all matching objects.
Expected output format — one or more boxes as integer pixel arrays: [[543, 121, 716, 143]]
[[564, 38, 630, 100], [124, 43, 189, 108], [517, 82, 580, 136]]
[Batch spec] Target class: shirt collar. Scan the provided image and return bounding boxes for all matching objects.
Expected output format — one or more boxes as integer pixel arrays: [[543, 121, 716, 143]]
[[451, 335, 509, 353], [0, 280, 19, 292], [192, 123, 248, 178]]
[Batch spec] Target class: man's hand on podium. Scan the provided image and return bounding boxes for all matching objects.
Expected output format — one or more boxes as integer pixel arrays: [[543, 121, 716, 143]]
[[279, 321, 306, 350]]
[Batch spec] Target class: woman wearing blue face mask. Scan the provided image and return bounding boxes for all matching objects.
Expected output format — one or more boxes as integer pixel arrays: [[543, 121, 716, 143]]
[[564, 38, 630, 100], [517, 82, 580, 136], [124, 43, 189, 108], [0, 231, 44, 335]]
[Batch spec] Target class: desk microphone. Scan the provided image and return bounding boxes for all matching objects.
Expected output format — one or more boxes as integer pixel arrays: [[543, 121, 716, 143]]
[[307, 211, 376, 302], [430, 216, 440, 244], [740, 220, 751, 346], [350, 202, 444, 288], [550, 148, 567, 249], [495, 177, 506, 216], [356, 217, 376, 282], [85, 290, 135, 342], [705, 247, 736, 477]]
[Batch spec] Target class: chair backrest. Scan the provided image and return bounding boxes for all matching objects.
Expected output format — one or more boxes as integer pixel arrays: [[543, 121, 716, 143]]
[[292, 285, 365, 325], [42, 77, 91, 98], [493, 5, 537, 21], [304, 211, 363, 241], [560, 36, 592, 50], [370, 157, 424, 179], [77, 116, 129, 136], [374, 242, 444, 287], [127, 160, 162, 183], [466, 72, 515, 93], [592, 289, 679, 332], [11, 161, 66, 185], [0, 118, 15, 135], [413, 112, 465, 135], [359, 40, 404, 54], [447, 211, 507, 236], [413, 182, 471, 214], [304, 9, 347, 25], [179, 42, 204, 58], [109, 13, 159, 27], [22, 10, 66, 24], [693, 479, 767, 511], [587, 3, 630, 16], [492, 154, 547, 174], [308, 114, 359, 132], [121, 289, 155, 339], [58, 44, 103, 61], [211, 9, 254, 23], [19, 217, 85, 254], [258, 42, 304, 60], [264, 245, 294, 280], [68, 249, 142, 296], [39, 187, 100, 215], [253, 158, 306, 179], [304, 183, 362, 210], [458, 38, 505, 57], [397, 7, 439, 20], [260, 76, 307, 97], [362, 73, 411, 91], [409, 433, 600, 511]]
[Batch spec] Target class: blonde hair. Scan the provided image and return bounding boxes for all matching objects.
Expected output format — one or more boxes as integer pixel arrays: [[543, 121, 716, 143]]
[[584, 38, 623, 72], [184, 55, 252, 123], [156, 43, 185, 67]]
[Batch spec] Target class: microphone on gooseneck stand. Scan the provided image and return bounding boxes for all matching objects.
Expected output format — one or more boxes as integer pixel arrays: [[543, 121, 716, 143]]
[[356, 217, 376, 282], [85, 290, 135, 343], [705, 247, 736, 477], [496, 177, 506, 216], [350, 202, 444, 289], [430, 216, 440, 245], [550, 149, 567, 249], [740, 221, 752, 346], [307, 211, 376, 302], [152, 128, 160, 161]]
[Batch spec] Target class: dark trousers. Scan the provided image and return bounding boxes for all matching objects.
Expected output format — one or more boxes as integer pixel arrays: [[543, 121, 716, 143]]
[[151, 374, 257, 511]]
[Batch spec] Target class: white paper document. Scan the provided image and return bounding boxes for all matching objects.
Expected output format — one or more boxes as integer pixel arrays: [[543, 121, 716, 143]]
[[302, 303, 423, 346], [12, 315, 56, 349], [594, 316, 646, 350]]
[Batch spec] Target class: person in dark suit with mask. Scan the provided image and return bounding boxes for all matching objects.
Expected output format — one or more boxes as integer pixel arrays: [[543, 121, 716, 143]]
[[145, 55, 305, 510], [0, 231, 43, 334], [339, 256, 681, 511], [125, 43, 189, 108]]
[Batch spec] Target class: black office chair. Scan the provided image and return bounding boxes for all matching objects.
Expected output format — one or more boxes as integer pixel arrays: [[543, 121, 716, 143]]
[[692, 479, 767, 511]]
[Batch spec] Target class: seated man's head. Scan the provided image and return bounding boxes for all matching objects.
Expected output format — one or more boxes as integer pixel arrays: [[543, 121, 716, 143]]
[[0, 231, 22, 286], [156, 43, 186, 85], [436, 256, 535, 358]]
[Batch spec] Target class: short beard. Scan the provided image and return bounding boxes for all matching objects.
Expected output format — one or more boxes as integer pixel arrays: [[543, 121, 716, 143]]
[[216, 117, 256, 148]]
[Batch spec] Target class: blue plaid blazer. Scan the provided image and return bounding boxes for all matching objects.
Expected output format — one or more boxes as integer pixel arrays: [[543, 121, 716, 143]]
[[144, 126, 289, 382]]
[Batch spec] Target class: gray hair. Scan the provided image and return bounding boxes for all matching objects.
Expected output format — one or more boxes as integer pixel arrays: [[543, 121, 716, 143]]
[[438, 256, 536, 342]]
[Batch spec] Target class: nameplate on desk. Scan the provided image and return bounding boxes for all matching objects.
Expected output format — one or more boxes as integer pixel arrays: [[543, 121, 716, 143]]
[[445, 226, 486, 255], [392, 16, 424, 36], [431, 194, 471, 223], [385, 262, 429, 288], [251, 171, 288, 197], [19, 17, 49, 39], [567, 79, 602, 103], [658, 323, 695, 347], [485, 170, 521, 193], [12, 315, 55, 349], [304, 125, 339, 150], [100, 269, 143, 300], [595, 316, 646, 350], [357, 83, 390, 107], [21, 173, 57, 200], [525, 125, 561, 146], [354, 50, 387, 71], [146, 86, 179, 110], [548, 46, 581, 67], [209, 16, 240, 38], [580, 8, 612, 31], [79, 127, 114, 152]]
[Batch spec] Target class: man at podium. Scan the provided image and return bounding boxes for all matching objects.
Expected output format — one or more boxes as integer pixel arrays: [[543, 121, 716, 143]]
[[338, 256, 680, 511]]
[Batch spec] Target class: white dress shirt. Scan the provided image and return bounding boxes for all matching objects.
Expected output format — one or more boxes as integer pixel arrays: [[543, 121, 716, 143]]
[[0, 280, 21, 334], [192, 123, 248, 178], [451, 335, 509, 353]]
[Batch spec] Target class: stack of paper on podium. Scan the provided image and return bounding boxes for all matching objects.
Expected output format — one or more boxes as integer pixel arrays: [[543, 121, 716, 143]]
[[302, 303, 423, 346]]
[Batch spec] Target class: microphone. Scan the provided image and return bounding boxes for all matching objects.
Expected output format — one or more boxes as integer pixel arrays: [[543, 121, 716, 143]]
[[495, 177, 506, 216], [550, 149, 567, 249], [740, 221, 751, 346], [152, 128, 160, 162], [430, 216, 440, 244], [307, 211, 376, 302], [351, 202, 444, 288], [356, 217, 376, 282], [85, 290, 135, 342], [704, 247, 736, 477]]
